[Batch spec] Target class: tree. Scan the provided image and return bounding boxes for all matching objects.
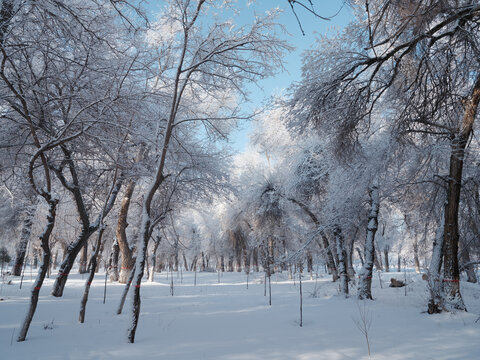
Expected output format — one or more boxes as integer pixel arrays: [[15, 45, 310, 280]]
[[288, 0, 480, 310], [126, 0, 289, 342]]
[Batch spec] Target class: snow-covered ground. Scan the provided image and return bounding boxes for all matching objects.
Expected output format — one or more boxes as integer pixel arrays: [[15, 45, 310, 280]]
[[1, 269, 479, 359]]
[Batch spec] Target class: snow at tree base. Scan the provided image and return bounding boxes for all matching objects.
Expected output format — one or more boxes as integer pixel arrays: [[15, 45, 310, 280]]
[[1, 271, 480, 359], [1, 1, 480, 359]]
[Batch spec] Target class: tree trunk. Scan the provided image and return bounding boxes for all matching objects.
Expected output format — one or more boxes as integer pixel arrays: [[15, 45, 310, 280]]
[[334, 226, 348, 296], [460, 245, 477, 284], [127, 208, 151, 343], [428, 213, 444, 314], [321, 233, 338, 281], [117, 262, 136, 315], [117, 179, 136, 284], [109, 240, 120, 282], [384, 245, 390, 272], [252, 249, 258, 272], [442, 74, 480, 310], [356, 247, 365, 267], [413, 240, 421, 273], [17, 198, 57, 342], [13, 201, 37, 276], [78, 242, 88, 274], [79, 226, 105, 323], [52, 227, 96, 297], [148, 238, 160, 282], [358, 185, 379, 300]]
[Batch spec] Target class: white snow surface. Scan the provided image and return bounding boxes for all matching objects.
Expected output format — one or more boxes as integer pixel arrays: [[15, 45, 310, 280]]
[[1, 270, 480, 359]]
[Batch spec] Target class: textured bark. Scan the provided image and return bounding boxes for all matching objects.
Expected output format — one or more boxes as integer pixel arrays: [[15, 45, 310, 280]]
[[358, 186, 379, 300], [116, 179, 136, 283], [442, 74, 480, 311], [334, 226, 348, 296], [17, 198, 57, 342]]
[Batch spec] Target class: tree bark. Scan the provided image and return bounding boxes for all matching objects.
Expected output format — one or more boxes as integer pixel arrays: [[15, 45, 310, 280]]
[[116, 179, 136, 283], [78, 242, 88, 274], [358, 185, 379, 300], [442, 74, 480, 310], [109, 240, 120, 281], [334, 226, 348, 296], [428, 213, 444, 314], [79, 226, 105, 323], [17, 198, 57, 342]]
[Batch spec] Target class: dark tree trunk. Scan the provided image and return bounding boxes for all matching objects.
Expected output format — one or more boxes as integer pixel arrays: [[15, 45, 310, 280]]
[[442, 74, 480, 310], [117, 262, 135, 315], [79, 226, 105, 323], [17, 198, 57, 342], [52, 227, 96, 297]]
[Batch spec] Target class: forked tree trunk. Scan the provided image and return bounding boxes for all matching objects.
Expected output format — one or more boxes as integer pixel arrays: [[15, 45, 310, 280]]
[[17, 198, 57, 342], [442, 74, 480, 311], [51, 170, 121, 297], [358, 185, 379, 300], [52, 227, 96, 297]]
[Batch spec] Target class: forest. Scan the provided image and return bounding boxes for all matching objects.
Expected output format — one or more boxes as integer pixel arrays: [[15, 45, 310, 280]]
[[0, 1, 480, 359]]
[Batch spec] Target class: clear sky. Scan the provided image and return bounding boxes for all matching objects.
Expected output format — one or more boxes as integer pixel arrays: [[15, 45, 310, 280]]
[[143, 1, 353, 152], [228, 0, 353, 152]]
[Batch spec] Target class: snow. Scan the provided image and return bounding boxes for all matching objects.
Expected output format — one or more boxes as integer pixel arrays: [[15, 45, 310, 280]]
[[1, 269, 480, 359]]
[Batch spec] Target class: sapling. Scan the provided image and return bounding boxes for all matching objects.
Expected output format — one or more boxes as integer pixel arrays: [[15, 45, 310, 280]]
[[353, 301, 373, 358], [299, 272, 303, 327]]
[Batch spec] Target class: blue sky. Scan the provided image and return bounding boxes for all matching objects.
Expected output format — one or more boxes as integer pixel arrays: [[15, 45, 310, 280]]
[[228, 0, 353, 152], [143, 1, 353, 152]]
